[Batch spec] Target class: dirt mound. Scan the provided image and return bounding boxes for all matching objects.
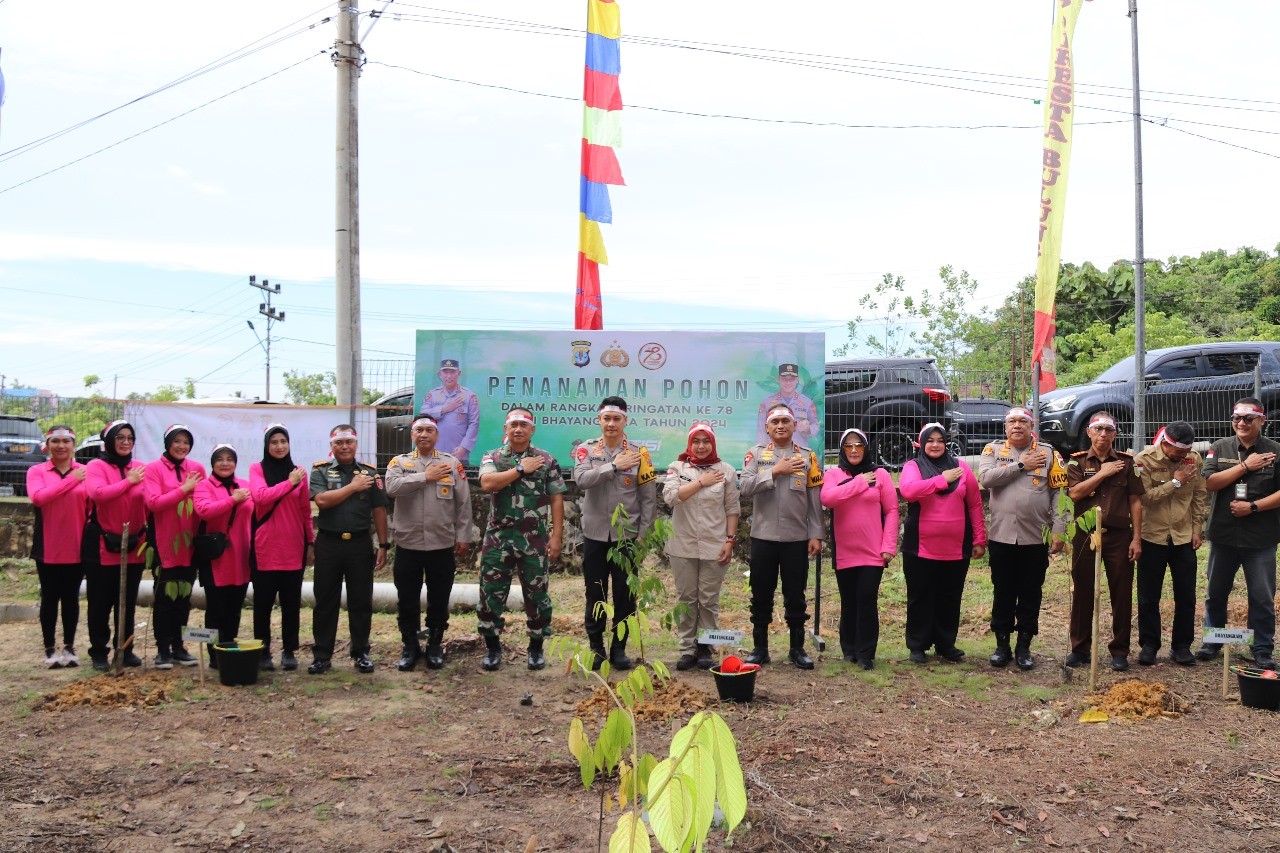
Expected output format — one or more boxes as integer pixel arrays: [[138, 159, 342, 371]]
[[1085, 679, 1187, 720], [576, 677, 712, 724], [39, 672, 175, 712]]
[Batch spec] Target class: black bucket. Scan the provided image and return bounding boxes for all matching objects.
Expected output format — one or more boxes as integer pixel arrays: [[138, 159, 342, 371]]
[[214, 641, 261, 687], [1233, 665, 1280, 711], [710, 666, 757, 702]]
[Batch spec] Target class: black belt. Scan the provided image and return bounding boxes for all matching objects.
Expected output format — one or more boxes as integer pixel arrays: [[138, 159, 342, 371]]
[[318, 529, 369, 540]]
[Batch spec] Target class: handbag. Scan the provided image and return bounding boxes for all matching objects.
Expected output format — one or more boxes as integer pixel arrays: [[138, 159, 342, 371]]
[[193, 503, 238, 564]]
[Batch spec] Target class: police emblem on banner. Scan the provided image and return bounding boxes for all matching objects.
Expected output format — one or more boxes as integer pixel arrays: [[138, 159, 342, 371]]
[[571, 339, 592, 368], [601, 341, 630, 368]]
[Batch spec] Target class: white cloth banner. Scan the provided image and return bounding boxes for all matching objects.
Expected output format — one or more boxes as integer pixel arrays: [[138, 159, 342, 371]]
[[123, 403, 378, 480]]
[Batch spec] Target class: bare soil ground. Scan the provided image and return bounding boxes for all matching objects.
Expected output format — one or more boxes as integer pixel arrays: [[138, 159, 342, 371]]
[[1, 554, 1279, 852]]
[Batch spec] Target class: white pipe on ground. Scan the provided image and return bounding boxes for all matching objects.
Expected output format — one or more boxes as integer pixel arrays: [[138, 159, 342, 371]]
[[74, 581, 524, 613]]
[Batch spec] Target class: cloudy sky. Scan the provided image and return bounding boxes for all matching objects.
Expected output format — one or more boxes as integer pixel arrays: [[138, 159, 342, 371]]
[[1, 0, 1276, 400]]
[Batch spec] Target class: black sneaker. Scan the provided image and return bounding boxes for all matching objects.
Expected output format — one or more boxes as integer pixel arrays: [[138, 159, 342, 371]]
[[937, 647, 966, 663], [858, 659, 874, 671], [695, 645, 714, 670], [90, 653, 109, 672], [1171, 647, 1196, 666], [676, 654, 698, 671], [281, 651, 299, 671], [259, 651, 276, 672], [1193, 644, 1220, 661], [1255, 653, 1278, 671], [122, 651, 142, 668], [307, 659, 332, 675], [153, 651, 174, 670], [1110, 655, 1129, 672], [1137, 646, 1157, 666], [909, 650, 927, 664], [353, 654, 374, 674], [170, 646, 198, 667], [1064, 651, 1090, 668]]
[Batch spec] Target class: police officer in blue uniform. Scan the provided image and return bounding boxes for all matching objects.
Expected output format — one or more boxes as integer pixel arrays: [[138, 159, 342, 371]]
[[418, 359, 480, 464]]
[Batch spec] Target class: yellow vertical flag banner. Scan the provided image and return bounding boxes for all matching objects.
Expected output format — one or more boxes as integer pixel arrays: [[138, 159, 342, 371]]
[[1032, 0, 1085, 394]]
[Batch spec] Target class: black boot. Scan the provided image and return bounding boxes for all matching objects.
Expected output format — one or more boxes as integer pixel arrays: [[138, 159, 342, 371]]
[[424, 629, 445, 670], [695, 644, 714, 670], [397, 643, 422, 672], [588, 634, 607, 671], [480, 634, 502, 671], [788, 626, 814, 670], [610, 638, 632, 671], [1014, 632, 1035, 671], [528, 637, 546, 671], [744, 627, 770, 665], [989, 633, 1012, 668]]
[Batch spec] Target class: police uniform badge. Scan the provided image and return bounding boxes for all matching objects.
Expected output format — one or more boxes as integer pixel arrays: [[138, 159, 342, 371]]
[[637, 446, 656, 486], [573, 445, 589, 464]]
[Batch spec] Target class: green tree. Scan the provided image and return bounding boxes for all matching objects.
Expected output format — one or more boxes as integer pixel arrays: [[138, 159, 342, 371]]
[[283, 370, 382, 405]]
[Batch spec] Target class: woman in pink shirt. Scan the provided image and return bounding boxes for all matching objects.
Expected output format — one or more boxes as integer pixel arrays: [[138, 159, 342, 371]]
[[820, 428, 899, 670], [84, 420, 148, 671], [27, 424, 88, 669], [144, 424, 205, 670], [249, 424, 313, 672], [194, 445, 254, 667], [899, 423, 986, 664]]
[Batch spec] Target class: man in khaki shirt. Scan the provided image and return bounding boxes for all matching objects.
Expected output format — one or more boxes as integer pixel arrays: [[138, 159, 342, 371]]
[[1133, 421, 1207, 666]]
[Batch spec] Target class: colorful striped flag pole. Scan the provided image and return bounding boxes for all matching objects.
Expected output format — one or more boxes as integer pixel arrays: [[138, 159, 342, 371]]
[[575, 0, 623, 331]]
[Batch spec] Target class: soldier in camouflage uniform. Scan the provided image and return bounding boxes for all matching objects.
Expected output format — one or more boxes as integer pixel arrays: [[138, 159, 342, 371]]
[[476, 408, 566, 671]]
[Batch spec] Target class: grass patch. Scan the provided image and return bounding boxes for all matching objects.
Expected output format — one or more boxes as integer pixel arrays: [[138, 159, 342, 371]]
[[1015, 684, 1063, 702], [313, 803, 333, 821], [255, 797, 280, 811], [920, 668, 992, 701]]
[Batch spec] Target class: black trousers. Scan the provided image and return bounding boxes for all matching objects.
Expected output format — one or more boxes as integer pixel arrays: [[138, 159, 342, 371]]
[[836, 565, 882, 662], [1137, 540, 1197, 652], [204, 581, 248, 646], [903, 553, 969, 653], [583, 538, 636, 641], [153, 565, 196, 650], [252, 569, 305, 653], [393, 546, 456, 645], [37, 562, 83, 649], [86, 562, 144, 658], [987, 541, 1049, 637], [312, 535, 374, 660], [748, 538, 810, 632]]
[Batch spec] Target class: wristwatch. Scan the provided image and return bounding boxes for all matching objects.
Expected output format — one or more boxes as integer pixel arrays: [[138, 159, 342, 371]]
[[515, 461, 526, 477], [1251, 501, 1260, 514], [1171, 478, 1182, 489], [1017, 461, 1025, 471], [379, 542, 390, 550]]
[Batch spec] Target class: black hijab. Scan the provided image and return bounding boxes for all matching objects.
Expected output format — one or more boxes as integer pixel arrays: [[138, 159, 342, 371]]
[[162, 425, 194, 475], [101, 420, 134, 475], [210, 445, 239, 492], [260, 424, 295, 487], [914, 422, 960, 495], [836, 428, 877, 477]]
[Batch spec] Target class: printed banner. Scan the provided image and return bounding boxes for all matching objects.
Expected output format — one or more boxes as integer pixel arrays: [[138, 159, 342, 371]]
[[1033, 0, 1086, 394], [414, 330, 826, 468], [124, 402, 378, 479]]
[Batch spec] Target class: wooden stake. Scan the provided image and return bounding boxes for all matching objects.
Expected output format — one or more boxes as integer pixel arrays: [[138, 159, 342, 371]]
[[1223, 649, 1231, 701], [1089, 526, 1104, 693], [114, 523, 129, 677]]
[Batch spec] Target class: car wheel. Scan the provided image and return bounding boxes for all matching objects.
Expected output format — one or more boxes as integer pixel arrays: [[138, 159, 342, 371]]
[[874, 420, 916, 471], [947, 431, 966, 458]]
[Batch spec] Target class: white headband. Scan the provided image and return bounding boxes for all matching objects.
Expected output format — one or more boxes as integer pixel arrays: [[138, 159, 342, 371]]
[[164, 423, 191, 442], [44, 428, 75, 440], [329, 429, 358, 443], [1155, 427, 1193, 450], [412, 416, 437, 429], [687, 422, 715, 438], [1088, 415, 1117, 429], [264, 422, 287, 435], [838, 428, 868, 446], [505, 411, 534, 426], [1233, 404, 1265, 418], [211, 443, 237, 456], [598, 404, 626, 415], [766, 407, 794, 422], [1005, 407, 1033, 422]]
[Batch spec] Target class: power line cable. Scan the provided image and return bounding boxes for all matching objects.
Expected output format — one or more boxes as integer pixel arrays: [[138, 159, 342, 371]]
[[0, 52, 326, 195]]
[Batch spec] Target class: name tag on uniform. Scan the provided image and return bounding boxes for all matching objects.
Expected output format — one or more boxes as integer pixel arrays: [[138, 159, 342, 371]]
[[438, 483, 452, 498], [1235, 483, 1248, 500]]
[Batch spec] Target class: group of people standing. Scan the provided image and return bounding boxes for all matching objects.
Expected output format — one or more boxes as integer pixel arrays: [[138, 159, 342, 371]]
[[27, 393, 1279, 679], [28, 420, 314, 672]]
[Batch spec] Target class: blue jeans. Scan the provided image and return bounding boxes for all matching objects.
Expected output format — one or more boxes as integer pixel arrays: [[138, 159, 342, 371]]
[[1202, 543, 1278, 656]]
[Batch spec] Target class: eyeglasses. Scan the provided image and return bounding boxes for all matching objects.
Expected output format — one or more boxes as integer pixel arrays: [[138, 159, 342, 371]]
[[1090, 426, 1116, 433], [1233, 415, 1261, 424], [115, 435, 136, 443], [842, 442, 865, 450]]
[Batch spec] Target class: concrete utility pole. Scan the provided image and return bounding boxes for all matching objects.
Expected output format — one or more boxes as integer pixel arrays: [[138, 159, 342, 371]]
[[334, 1, 363, 412], [248, 276, 285, 400], [1129, 0, 1148, 450]]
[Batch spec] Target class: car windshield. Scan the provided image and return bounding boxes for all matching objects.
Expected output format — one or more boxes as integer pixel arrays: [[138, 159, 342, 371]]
[[1092, 357, 1135, 383], [0, 419, 41, 439]]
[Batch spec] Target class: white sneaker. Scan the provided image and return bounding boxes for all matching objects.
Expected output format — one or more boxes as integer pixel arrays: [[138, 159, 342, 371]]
[[44, 648, 63, 669], [61, 647, 80, 668]]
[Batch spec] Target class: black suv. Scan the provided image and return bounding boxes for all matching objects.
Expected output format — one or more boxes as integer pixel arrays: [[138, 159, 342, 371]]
[[370, 386, 415, 472], [824, 357, 952, 469], [947, 398, 1013, 457], [1038, 341, 1280, 452], [0, 415, 46, 497]]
